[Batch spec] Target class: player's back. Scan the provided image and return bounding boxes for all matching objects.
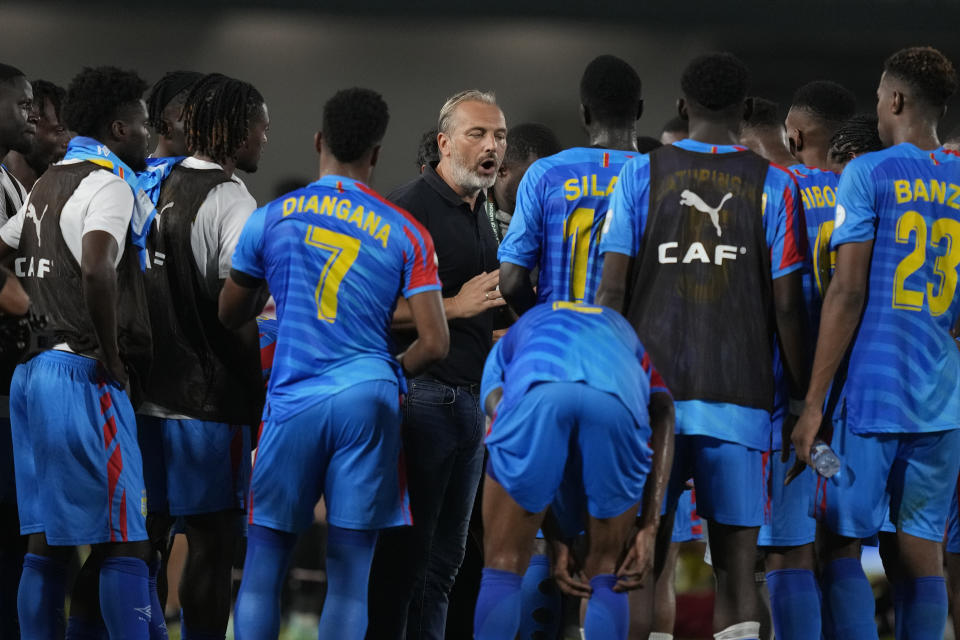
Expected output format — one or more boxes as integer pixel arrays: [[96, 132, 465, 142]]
[[255, 175, 433, 420], [485, 301, 653, 429], [834, 144, 960, 433], [791, 164, 840, 321], [500, 147, 635, 304]]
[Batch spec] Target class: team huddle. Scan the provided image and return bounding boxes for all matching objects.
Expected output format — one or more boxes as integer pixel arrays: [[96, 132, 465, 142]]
[[0, 42, 957, 640]]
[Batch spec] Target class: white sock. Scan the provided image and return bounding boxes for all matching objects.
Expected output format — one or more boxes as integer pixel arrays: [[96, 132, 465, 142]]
[[714, 621, 761, 640], [648, 633, 674, 640]]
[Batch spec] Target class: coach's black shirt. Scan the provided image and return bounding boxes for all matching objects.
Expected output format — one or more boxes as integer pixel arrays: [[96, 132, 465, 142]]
[[389, 166, 499, 386]]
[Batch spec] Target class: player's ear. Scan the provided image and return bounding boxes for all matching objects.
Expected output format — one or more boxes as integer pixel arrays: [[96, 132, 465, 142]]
[[314, 131, 323, 155], [369, 145, 381, 167], [676, 98, 688, 121], [792, 129, 803, 153], [636, 99, 644, 122], [579, 104, 591, 127], [892, 90, 905, 115]]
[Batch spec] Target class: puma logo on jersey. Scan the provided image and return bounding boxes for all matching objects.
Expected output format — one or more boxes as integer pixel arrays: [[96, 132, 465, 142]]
[[155, 201, 174, 233], [679, 189, 733, 237], [24, 202, 47, 247]]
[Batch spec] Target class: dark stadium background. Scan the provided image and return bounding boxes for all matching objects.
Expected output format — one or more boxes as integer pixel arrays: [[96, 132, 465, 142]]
[[1, 1, 957, 204]]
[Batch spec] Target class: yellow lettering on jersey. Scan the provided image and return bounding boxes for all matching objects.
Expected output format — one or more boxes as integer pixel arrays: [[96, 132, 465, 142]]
[[282, 197, 297, 216], [949, 184, 960, 210], [812, 186, 825, 208], [363, 212, 381, 236], [823, 185, 837, 207], [335, 199, 352, 219], [303, 195, 319, 214], [913, 178, 930, 202], [348, 205, 365, 229], [895, 179, 912, 203], [320, 196, 336, 217], [374, 224, 390, 249], [564, 178, 580, 201], [604, 176, 619, 196], [799, 188, 812, 210], [931, 180, 947, 204], [590, 175, 604, 197]]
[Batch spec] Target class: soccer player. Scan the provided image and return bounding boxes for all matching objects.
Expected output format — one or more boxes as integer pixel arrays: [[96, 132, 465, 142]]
[[146, 70, 203, 160], [473, 301, 674, 640], [1, 65, 154, 639], [826, 114, 885, 173], [740, 97, 797, 168], [225, 87, 448, 639], [136, 72, 268, 639], [3, 79, 69, 191], [416, 128, 439, 174], [790, 46, 960, 639], [0, 64, 35, 224], [597, 52, 810, 640], [488, 121, 562, 240], [759, 80, 855, 640], [499, 54, 642, 313]]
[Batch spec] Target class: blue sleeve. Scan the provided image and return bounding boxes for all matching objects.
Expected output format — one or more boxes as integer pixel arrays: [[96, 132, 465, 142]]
[[599, 155, 650, 257], [498, 162, 546, 269], [831, 157, 878, 248], [480, 337, 508, 406], [230, 205, 267, 279], [764, 166, 807, 279]]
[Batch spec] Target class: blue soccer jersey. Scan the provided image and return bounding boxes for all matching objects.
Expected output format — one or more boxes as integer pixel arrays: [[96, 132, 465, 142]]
[[830, 144, 960, 434], [232, 175, 441, 423], [600, 139, 807, 451], [481, 301, 669, 436], [499, 147, 636, 304]]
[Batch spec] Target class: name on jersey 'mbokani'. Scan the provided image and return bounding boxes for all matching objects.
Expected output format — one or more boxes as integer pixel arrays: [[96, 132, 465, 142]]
[[281, 194, 391, 248], [894, 178, 960, 208], [563, 175, 618, 200]]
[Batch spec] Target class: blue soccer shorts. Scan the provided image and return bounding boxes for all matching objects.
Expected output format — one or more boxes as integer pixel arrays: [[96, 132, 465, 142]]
[[137, 416, 251, 516], [485, 381, 650, 536], [11, 351, 147, 545], [817, 422, 960, 542], [758, 448, 817, 547], [672, 488, 704, 543], [248, 379, 410, 533], [665, 434, 764, 527]]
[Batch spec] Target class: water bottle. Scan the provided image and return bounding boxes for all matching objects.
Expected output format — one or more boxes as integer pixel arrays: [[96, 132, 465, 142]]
[[810, 440, 841, 478]]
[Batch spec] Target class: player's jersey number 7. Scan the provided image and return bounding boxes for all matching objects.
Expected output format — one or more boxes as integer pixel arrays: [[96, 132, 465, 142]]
[[304, 225, 360, 323]]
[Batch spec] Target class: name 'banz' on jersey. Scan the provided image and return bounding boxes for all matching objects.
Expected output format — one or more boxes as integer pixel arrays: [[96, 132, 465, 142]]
[[498, 147, 635, 304]]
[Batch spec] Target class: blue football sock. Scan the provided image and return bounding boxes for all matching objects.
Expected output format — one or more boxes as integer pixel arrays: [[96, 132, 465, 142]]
[[474, 567, 523, 640], [583, 574, 628, 640], [233, 524, 297, 640], [18, 553, 66, 639], [0, 547, 23, 639], [99, 556, 150, 639], [146, 559, 168, 640], [66, 615, 108, 640], [896, 576, 947, 640], [518, 554, 561, 639], [316, 525, 378, 640], [821, 558, 878, 640], [766, 569, 821, 640], [892, 581, 906, 640]]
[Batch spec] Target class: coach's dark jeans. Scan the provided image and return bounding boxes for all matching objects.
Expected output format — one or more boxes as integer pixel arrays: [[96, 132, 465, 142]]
[[366, 375, 485, 640]]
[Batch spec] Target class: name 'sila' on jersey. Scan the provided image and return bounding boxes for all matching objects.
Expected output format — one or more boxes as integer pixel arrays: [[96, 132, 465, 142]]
[[831, 144, 960, 434], [481, 301, 669, 436], [498, 148, 635, 304], [231, 175, 441, 423]]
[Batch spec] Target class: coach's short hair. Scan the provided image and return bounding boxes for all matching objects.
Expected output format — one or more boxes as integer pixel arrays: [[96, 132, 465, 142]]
[[322, 87, 389, 163], [437, 89, 497, 135], [681, 52, 750, 112], [62, 66, 148, 137], [884, 46, 958, 109], [504, 122, 562, 164], [791, 80, 857, 126], [580, 55, 642, 125]]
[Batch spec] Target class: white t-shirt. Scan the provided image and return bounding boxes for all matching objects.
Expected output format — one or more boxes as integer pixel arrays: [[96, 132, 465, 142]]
[[180, 157, 257, 299], [1, 159, 133, 267]]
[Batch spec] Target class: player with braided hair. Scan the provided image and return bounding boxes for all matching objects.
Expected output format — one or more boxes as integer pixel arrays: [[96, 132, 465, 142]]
[[146, 70, 203, 159], [135, 71, 268, 640], [826, 114, 884, 172]]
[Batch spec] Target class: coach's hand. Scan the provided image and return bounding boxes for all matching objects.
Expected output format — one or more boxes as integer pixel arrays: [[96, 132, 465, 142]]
[[551, 539, 591, 598], [451, 270, 505, 318], [615, 524, 655, 592], [786, 405, 821, 485]]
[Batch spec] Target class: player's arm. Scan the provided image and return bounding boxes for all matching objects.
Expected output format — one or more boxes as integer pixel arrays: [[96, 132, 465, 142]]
[[397, 290, 449, 376], [790, 240, 871, 470], [82, 230, 125, 384], [499, 262, 536, 316], [596, 252, 632, 313], [218, 270, 267, 330]]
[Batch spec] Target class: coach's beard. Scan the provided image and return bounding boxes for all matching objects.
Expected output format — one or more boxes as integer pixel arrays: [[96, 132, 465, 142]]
[[450, 149, 498, 193]]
